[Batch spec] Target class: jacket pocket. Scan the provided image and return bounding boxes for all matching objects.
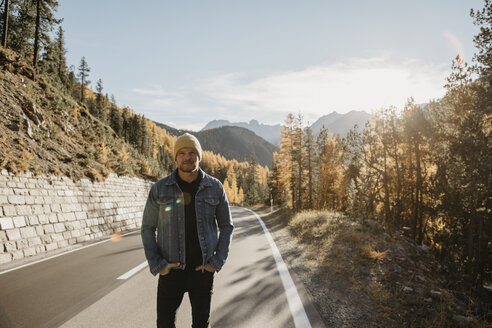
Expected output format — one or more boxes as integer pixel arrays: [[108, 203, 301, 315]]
[[204, 198, 219, 217]]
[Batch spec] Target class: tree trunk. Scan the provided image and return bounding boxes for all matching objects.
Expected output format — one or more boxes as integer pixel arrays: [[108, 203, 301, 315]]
[[2, 0, 9, 48], [33, 0, 41, 68]]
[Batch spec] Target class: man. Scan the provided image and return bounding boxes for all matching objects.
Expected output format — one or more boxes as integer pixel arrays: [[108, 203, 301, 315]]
[[141, 133, 234, 328]]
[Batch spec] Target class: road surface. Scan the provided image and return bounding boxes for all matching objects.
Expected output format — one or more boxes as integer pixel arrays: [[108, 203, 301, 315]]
[[0, 207, 324, 328]]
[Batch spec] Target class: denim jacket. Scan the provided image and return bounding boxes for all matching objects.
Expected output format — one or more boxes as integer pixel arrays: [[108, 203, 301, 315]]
[[141, 168, 234, 276]]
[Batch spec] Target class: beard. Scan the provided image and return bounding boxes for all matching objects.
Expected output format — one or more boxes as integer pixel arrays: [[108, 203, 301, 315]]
[[178, 162, 198, 173]]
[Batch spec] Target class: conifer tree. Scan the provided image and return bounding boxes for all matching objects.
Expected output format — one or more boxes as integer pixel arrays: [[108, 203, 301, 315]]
[[1, 0, 10, 47], [77, 56, 90, 103], [8, 1, 35, 58], [33, 0, 61, 69], [95, 78, 107, 122]]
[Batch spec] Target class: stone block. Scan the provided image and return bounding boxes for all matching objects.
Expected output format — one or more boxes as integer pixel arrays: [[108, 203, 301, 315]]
[[57, 240, 69, 248], [41, 235, 52, 244], [34, 196, 44, 204], [27, 215, 39, 225], [6, 229, 21, 241], [63, 231, 71, 239], [37, 214, 49, 224], [29, 189, 40, 196], [65, 213, 76, 221], [53, 223, 65, 233], [45, 243, 58, 252], [35, 245, 45, 254], [16, 239, 29, 249], [71, 230, 81, 238], [43, 196, 53, 204], [14, 205, 32, 216], [48, 213, 58, 223], [2, 205, 16, 216], [51, 233, 63, 242], [32, 205, 44, 215], [75, 212, 87, 220], [35, 225, 44, 236], [12, 216, 26, 228], [25, 196, 35, 205], [12, 250, 24, 260], [76, 235, 90, 243], [23, 247, 36, 257], [0, 217, 14, 230], [5, 241, 16, 252], [0, 231, 6, 242], [50, 204, 61, 212], [43, 224, 54, 234], [20, 227, 36, 238], [0, 196, 7, 205], [0, 253, 12, 264], [8, 195, 25, 205], [43, 205, 51, 214], [28, 237, 42, 246]]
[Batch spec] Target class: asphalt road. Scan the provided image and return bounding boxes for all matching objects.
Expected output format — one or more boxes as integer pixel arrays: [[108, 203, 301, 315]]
[[0, 207, 324, 328]]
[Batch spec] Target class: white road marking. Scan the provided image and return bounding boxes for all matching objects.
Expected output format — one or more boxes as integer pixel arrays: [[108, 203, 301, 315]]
[[0, 231, 139, 275], [117, 261, 148, 280], [244, 208, 312, 328]]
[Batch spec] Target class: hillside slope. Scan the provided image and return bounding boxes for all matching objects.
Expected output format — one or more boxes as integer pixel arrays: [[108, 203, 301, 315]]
[[0, 47, 165, 181]]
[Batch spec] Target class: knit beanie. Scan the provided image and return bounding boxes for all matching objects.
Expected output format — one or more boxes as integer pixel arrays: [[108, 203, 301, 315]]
[[173, 133, 202, 161]]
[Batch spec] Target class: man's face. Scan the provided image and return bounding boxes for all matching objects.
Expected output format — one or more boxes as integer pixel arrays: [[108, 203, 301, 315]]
[[176, 147, 200, 173]]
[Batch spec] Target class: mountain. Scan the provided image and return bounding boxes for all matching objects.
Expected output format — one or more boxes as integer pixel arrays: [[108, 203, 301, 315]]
[[202, 119, 282, 145], [202, 111, 371, 145], [310, 110, 371, 136]]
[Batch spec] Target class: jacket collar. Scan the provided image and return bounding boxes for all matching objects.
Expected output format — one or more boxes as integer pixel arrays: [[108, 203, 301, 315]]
[[165, 168, 212, 187]]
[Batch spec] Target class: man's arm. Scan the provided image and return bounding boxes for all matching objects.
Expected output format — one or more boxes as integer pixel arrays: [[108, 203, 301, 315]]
[[141, 184, 169, 276], [208, 183, 234, 272]]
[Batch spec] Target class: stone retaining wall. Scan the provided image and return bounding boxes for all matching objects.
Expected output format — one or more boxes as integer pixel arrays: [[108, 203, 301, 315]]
[[0, 170, 153, 265]]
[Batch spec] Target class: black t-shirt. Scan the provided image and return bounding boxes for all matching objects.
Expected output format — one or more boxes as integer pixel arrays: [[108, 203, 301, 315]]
[[176, 170, 203, 269]]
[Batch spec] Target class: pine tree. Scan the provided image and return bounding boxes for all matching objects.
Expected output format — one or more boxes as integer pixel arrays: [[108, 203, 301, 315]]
[[470, 0, 492, 74], [95, 78, 107, 122], [54, 25, 67, 84], [33, 0, 61, 69], [1, 0, 10, 47], [110, 105, 123, 137], [77, 56, 90, 103], [8, 1, 36, 58]]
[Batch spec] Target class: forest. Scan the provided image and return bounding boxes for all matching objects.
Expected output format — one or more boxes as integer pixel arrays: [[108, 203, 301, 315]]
[[269, 2, 492, 287]]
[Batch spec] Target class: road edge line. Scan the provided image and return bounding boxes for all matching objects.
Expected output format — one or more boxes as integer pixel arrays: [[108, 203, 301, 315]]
[[244, 208, 312, 328]]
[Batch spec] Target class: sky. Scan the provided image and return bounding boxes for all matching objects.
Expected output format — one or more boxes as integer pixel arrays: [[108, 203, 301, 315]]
[[57, 0, 484, 131]]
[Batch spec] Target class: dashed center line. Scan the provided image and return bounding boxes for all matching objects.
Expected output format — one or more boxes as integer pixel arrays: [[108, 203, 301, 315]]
[[117, 261, 148, 280]]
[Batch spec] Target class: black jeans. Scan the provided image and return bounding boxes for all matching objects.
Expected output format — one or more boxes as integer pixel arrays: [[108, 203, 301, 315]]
[[157, 268, 214, 328]]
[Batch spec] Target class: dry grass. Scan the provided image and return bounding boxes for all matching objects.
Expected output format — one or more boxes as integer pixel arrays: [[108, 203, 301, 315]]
[[285, 210, 487, 327]]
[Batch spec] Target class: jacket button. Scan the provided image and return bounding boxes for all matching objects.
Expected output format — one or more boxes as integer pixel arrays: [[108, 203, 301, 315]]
[[179, 250, 182, 254], [178, 234, 182, 238], [178, 217, 182, 221]]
